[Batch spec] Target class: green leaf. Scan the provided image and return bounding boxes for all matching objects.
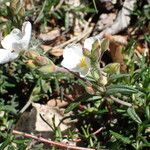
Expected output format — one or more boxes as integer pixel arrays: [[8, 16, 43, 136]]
[[0, 105, 17, 114], [38, 64, 56, 74], [110, 130, 131, 144], [0, 138, 11, 149], [65, 11, 69, 30], [101, 38, 110, 53], [4, 82, 15, 88], [145, 106, 150, 120], [109, 74, 130, 81], [103, 63, 120, 74], [106, 84, 138, 95], [64, 102, 79, 113], [91, 39, 101, 62], [127, 107, 142, 124]]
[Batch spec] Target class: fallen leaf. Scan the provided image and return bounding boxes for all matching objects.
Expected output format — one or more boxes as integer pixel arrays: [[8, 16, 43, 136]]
[[38, 28, 60, 42], [109, 42, 127, 72], [136, 43, 146, 54], [40, 45, 52, 51], [49, 47, 63, 57], [105, 34, 128, 45], [95, 0, 137, 39], [47, 99, 68, 107], [40, 45, 63, 56], [93, 13, 116, 35]]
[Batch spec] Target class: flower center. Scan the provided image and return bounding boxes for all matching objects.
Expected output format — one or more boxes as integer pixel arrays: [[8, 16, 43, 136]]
[[79, 56, 88, 68]]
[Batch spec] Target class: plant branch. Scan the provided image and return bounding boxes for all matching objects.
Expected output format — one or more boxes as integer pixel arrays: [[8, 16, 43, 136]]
[[109, 95, 132, 107], [92, 127, 104, 135], [12, 130, 95, 150]]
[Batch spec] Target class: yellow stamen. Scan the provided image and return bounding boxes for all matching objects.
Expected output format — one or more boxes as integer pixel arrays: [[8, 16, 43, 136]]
[[79, 56, 88, 68]]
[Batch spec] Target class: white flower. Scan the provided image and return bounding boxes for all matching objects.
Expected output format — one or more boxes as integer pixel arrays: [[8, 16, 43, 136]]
[[61, 37, 96, 77], [84, 37, 96, 51], [0, 49, 19, 64], [0, 21, 32, 64]]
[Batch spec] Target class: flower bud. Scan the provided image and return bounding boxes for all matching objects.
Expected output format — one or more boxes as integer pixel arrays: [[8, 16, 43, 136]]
[[99, 74, 108, 86], [82, 48, 91, 57], [24, 50, 40, 59], [86, 86, 95, 94], [38, 64, 56, 74], [26, 60, 36, 69], [34, 56, 49, 66]]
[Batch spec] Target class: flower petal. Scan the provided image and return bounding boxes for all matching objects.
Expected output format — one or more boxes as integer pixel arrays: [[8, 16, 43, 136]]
[[63, 44, 83, 58], [61, 44, 82, 70], [21, 21, 32, 50], [79, 67, 90, 77], [0, 49, 19, 64], [75, 57, 91, 77], [84, 37, 97, 51], [1, 21, 32, 52], [1, 29, 22, 51]]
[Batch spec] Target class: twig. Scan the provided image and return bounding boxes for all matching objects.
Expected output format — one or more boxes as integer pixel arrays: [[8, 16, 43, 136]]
[[43, 27, 92, 54], [109, 95, 132, 107], [54, 26, 94, 49], [92, 127, 104, 135], [12, 130, 95, 150], [53, 16, 94, 49], [19, 100, 31, 114], [43, 16, 94, 54]]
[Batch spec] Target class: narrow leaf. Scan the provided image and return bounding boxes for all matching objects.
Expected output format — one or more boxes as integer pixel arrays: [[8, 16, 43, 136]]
[[65, 102, 79, 113], [127, 107, 142, 124], [110, 130, 131, 144], [106, 85, 138, 95], [101, 38, 110, 53]]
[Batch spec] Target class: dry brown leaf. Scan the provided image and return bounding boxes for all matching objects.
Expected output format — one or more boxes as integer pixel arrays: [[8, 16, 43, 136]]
[[40, 45, 52, 52], [104, 34, 127, 72], [95, 0, 137, 39], [105, 34, 128, 45], [38, 28, 60, 42], [47, 98, 68, 107], [86, 86, 95, 95], [0, 17, 7, 22], [93, 13, 116, 35], [40, 45, 63, 56], [106, 34, 149, 70], [136, 43, 146, 54], [109, 42, 127, 72], [24, 0, 30, 9], [49, 47, 63, 57], [100, 13, 116, 27]]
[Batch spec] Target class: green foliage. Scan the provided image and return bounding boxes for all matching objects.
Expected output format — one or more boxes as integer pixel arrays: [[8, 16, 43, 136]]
[[133, 0, 150, 29], [0, 0, 150, 150]]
